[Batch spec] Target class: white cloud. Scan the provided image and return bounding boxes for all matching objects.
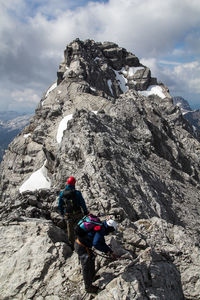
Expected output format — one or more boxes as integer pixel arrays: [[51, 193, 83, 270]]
[[140, 57, 200, 107], [6, 88, 41, 112], [140, 58, 160, 78], [159, 60, 180, 66], [185, 31, 200, 58], [173, 61, 200, 93], [91, 0, 200, 56], [11, 88, 40, 103], [0, 0, 200, 111]]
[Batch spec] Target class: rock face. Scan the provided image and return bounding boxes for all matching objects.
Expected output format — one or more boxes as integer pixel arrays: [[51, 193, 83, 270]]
[[0, 39, 200, 300]]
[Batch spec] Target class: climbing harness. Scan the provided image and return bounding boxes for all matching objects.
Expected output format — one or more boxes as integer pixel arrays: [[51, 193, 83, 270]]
[[75, 238, 92, 256]]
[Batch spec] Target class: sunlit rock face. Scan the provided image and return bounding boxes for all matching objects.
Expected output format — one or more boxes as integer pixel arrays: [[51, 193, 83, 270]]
[[0, 39, 200, 300]]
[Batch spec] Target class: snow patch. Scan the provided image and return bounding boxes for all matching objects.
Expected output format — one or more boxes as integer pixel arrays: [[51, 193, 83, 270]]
[[182, 110, 190, 115], [176, 102, 182, 107], [19, 161, 51, 193], [64, 66, 70, 77], [129, 79, 137, 85], [114, 70, 128, 93], [114, 66, 145, 92], [175, 103, 191, 114], [192, 125, 197, 133], [45, 82, 57, 98], [122, 67, 144, 79], [138, 85, 166, 99], [24, 133, 31, 139], [90, 86, 96, 92], [56, 114, 73, 143], [107, 80, 113, 95]]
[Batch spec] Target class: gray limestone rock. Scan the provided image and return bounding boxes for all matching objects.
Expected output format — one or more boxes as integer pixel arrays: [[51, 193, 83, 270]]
[[0, 220, 72, 300], [0, 39, 200, 299]]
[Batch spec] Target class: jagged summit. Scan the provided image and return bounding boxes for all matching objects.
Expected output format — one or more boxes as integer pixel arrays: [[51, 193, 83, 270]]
[[56, 38, 167, 98], [0, 39, 200, 299]]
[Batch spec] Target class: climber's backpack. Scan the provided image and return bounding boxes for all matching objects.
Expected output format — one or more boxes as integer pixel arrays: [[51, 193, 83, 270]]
[[75, 214, 103, 237], [62, 189, 80, 214]]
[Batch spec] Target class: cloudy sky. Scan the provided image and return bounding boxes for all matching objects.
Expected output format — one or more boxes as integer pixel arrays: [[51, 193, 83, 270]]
[[1, 0, 200, 112]]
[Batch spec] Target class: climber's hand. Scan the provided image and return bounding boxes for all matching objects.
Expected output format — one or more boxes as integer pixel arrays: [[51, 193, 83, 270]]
[[111, 253, 120, 260]]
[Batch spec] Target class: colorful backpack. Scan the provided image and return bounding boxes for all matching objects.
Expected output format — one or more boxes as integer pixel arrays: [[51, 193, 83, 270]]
[[75, 214, 103, 236]]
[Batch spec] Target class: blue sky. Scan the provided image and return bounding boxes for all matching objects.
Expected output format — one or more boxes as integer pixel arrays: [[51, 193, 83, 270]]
[[0, 0, 200, 112]]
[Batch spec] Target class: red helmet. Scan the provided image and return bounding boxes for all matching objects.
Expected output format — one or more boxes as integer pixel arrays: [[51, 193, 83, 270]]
[[67, 177, 76, 186]]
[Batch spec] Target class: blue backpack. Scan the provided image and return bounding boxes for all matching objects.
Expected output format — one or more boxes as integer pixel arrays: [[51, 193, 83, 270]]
[[76, 214, 102, 236]]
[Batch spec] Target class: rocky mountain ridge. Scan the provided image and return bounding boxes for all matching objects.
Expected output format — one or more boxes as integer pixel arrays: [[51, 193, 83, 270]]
[[0, 39, 200, 300]]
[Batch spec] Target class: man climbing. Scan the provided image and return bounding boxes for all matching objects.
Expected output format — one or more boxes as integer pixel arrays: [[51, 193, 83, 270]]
[[74, 215, 119, 294], [58, 176, 88, 248]]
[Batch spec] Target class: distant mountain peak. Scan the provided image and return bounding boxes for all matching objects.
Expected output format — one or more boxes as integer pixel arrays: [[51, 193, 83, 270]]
[[0, 112, 32, 162], [172, 96, 200, 135], [173, 96, 192, 113]]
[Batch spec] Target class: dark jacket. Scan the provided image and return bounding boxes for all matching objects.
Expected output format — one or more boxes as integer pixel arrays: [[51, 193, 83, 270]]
[[58, 184, 88, 216], [78, 221, 113, 254]]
